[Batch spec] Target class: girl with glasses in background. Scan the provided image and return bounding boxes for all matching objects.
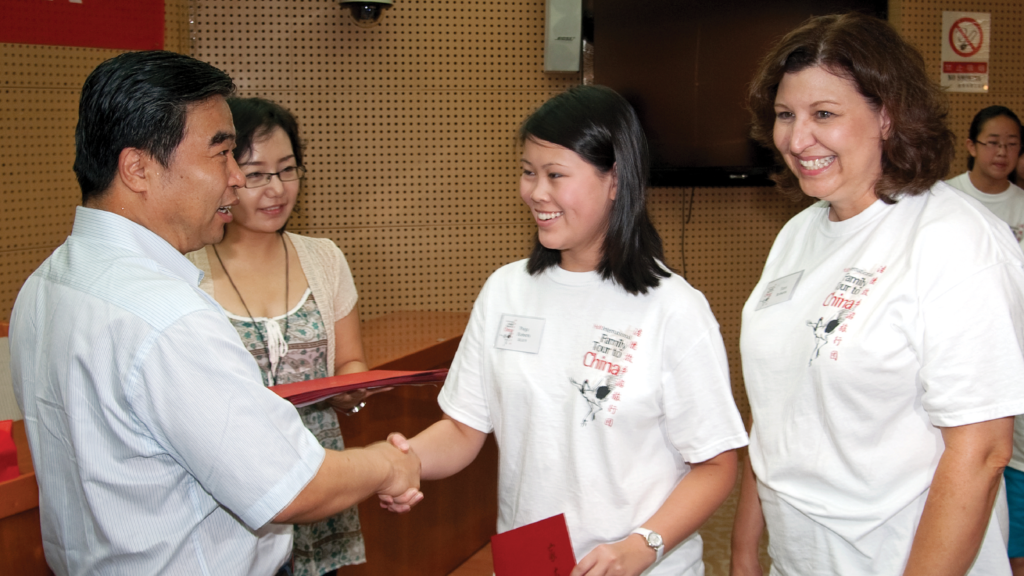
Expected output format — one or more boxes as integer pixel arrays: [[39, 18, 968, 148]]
[[946, 106, 1024, 251]]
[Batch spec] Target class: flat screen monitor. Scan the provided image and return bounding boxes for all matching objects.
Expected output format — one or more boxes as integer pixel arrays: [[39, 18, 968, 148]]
[[589, 0, 888, 187]]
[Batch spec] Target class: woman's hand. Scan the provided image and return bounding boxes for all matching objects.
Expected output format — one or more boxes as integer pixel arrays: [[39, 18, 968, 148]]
[[326, 387, 393, 412], [570, 534, 655, 576]]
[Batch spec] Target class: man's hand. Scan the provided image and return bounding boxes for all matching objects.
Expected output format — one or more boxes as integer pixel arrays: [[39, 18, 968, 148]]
[[378, 433, 424, 512]]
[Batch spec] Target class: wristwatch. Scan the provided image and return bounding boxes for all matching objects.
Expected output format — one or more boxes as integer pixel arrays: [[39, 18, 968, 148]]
[[631, 527, 664, 561]]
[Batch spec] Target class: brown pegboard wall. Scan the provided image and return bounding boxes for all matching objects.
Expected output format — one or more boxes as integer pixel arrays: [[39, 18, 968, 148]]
[[895, 0, 1024, 176], [0, 1, 192, 323]]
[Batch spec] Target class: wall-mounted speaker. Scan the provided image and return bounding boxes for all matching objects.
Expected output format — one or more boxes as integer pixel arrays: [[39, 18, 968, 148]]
[[544, 0, 582, 72]]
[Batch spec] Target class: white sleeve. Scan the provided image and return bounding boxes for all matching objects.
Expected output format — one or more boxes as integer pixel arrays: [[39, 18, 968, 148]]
[[437, 284, 494, 434], [919, 262, 1024, 427], [661, 297, 749, 463], [133, 309, 325, 529]]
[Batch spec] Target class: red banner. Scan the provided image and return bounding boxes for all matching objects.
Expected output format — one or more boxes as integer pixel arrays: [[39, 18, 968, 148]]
[[1, 0, 164, 51]]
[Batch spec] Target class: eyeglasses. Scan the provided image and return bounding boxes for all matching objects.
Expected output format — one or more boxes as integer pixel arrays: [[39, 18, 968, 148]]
[[241, 165, 306, 188], [972, 140, 1021, 153]]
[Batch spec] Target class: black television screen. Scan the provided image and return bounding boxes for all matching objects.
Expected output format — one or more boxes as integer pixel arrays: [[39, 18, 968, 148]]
[[589, 0, 887, 187]]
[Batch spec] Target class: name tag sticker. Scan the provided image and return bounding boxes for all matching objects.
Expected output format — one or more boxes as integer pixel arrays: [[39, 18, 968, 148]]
[[755, 270, 804, 311], [494, 314, 545, 354]]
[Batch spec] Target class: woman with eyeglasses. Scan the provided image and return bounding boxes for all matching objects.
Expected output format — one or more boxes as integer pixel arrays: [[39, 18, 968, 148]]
[[187, 97, 371, 576], [946, 106, 1024, 251]]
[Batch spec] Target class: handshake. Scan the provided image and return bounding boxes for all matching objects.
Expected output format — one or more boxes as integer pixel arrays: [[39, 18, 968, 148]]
[[371, 432, 425, 513]]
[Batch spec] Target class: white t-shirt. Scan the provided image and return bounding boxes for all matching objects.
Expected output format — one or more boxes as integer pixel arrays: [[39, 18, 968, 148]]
[[439, 261, 748, 575], [947, 171, 1024, 472], [947, 171, 1024, 250], [741, 182, 1024, 575]]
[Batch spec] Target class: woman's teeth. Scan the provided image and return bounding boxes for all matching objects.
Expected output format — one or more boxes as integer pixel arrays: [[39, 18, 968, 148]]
[[537, 211, 563, 221], [799, 156, 835, 170], [217, 206, 232, 214]]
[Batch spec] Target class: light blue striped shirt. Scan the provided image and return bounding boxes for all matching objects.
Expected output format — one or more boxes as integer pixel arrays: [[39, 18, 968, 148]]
[[11, 207, 325, 576]]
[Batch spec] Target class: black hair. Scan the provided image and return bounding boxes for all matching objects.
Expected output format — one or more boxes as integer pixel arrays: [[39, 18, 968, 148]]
[[967, 105, 1022, 170], [227, 97, 304, 167], [74, 51, 235, 204], [520, 85, 669, 295]]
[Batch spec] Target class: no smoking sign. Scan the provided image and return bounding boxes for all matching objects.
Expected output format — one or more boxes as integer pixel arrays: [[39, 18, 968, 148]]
[[949, 17, 983, 57], [941, 11, 990, 93]]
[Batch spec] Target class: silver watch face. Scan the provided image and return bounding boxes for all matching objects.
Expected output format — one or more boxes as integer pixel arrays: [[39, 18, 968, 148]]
[[647, 532, 664, 549]]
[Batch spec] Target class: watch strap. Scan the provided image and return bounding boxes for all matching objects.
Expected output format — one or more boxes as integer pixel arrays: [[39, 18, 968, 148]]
[[630, 527, 664, 561]]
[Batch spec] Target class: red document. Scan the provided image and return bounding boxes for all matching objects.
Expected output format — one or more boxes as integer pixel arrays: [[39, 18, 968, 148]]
[[269, 369, 448, 407], [491, 514, 577, 576], [0, 420, 18, 482]]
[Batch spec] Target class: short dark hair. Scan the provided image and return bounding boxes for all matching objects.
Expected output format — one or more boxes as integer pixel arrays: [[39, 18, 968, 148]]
[[227, 97, 304, 167], [520, 85, 669, 295], [748, 12, 954, 203], [74, 51, 235, 204], [967, 106, 1022, 170]]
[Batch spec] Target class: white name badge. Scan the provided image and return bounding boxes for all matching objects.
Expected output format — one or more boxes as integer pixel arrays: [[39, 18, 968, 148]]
[[494, 314, 545, 354], [755, 270, 804, 311]]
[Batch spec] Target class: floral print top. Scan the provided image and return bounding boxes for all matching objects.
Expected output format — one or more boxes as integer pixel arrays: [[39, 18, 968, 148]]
[[227, 289, 365, 575]]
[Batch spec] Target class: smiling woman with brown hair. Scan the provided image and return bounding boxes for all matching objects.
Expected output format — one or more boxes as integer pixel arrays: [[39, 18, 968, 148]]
[[733, 12, 1024, 576]]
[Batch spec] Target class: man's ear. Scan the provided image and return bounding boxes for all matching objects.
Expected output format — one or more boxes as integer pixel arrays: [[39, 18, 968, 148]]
[[117, 147, 153, 194]]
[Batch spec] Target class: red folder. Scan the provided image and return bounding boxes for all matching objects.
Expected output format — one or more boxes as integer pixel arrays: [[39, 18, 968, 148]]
[[491, 513, 577, 576], [0, 420, 18, 482], [269, 369, 448, 407]]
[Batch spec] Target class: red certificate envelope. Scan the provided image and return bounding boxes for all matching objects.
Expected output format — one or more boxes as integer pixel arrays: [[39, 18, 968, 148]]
[[269, 369, 448, 407], [491, 513, 577, 576]]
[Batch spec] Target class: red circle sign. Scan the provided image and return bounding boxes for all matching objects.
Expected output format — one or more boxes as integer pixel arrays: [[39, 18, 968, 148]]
[[949, 17, 983, 57]]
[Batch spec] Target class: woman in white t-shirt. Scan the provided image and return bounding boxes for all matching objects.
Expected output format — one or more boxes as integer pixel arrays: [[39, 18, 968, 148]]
[[384, 85, 748, 576], [945, 106, 1024, 248], [731, 13, 1024, 576]]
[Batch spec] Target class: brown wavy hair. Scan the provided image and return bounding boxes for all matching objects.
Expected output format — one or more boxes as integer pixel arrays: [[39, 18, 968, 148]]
[[748, 12, 954, 203]]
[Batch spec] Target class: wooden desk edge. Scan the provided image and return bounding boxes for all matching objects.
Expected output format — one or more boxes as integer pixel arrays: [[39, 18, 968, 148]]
[[0, 472, 39, 519]]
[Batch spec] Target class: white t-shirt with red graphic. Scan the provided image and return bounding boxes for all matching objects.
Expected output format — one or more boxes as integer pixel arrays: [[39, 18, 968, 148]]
[[741, 182, 1024, 575], [439, 260, 748, 575]]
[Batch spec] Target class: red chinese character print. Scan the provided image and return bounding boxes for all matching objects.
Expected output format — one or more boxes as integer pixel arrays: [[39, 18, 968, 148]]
[[608, 405, 618, 414], [630, 341, 638, 350], [830, 350, 839, 360], [834, 337, 842, 346], [604, 418, 614, 427], [624, 354, 634, 363], [839, 324, 847, 333], [612, 392, 621, 401]]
